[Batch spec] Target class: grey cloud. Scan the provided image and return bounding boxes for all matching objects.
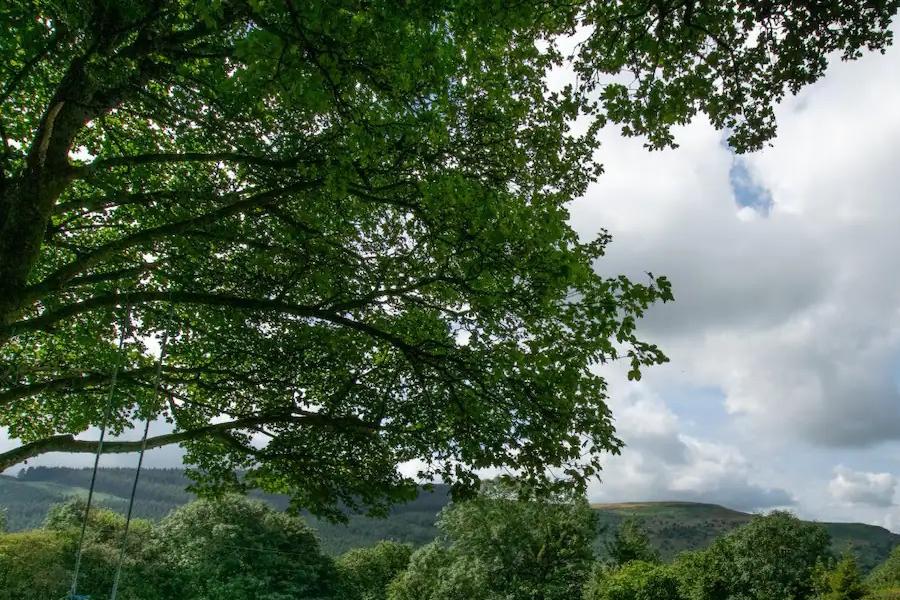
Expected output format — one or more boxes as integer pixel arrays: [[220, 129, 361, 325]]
[[572, 35, 900, 449], [829, 466, 898, 507], [592, 392, 794, 513]]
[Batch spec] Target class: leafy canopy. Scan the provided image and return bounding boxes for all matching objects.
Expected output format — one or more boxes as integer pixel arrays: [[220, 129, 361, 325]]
[[388, 479, 597, 600], [0, 0, 897, 516], [604, 518, 660, 567], [673, 511, 832, 600], [582, 560, 682, 600], [151, 494, 337, 599]]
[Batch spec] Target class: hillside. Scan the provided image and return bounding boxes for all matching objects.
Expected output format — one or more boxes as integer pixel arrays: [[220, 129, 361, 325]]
[[591, 501, 899, 572], [2, 468, 897, 569]]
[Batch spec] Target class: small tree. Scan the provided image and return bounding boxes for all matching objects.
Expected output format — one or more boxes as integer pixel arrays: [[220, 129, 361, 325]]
[[604, 519, 660, 566], [387, 543, 493, 600], [583, 561, 682, 600], [816, 554, 868, 600], [337, 541, 413, 600], [388, 479, 596, 600], [675, 511, 832, 600], [151, 495, 337, 600], [869, 546, 900, 592]]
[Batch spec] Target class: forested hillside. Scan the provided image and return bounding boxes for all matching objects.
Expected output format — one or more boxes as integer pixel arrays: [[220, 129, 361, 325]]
[[2, 467, 897, 570]]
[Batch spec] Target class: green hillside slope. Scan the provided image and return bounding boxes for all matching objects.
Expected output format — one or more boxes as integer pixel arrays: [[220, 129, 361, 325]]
[[591, 501, 899, 572], [2, 468, 896, 570]]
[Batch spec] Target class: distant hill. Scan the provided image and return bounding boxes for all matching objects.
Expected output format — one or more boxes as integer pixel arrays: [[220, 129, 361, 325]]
[[2, 467, 897, 570], [0, 466, 446, 554], [590, 501, 900, 572]]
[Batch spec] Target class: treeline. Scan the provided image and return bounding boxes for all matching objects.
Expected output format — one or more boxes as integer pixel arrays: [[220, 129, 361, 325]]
[[2, 467, 448, 553], [1, 481, 900, 600]]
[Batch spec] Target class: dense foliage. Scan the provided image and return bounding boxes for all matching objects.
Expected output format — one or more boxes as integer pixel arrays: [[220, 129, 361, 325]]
[[2, 0, 898, 517], [583, 560, 681, 600], [152, 495, 338, 599], [2, 488, 900, 600], [674, 511, 833, 600], [336, 541, 413, 600], [604, 518, 660, 566], [869, 546, 900, 596], [816, 554, 870, 600], [388, 480, 597, 600]]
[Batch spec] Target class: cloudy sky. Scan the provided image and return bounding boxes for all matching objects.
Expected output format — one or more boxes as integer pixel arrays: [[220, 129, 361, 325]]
[[5, 23, 900, 533], [572, 28, 900, 531]]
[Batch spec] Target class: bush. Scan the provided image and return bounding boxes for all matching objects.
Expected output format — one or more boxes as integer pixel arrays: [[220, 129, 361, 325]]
[[0, 530, 71, 600], [582, 561, 682, 600], [41, 497, 159, 599], [388, 480, 596, 600], [337, 540, 413, 600], [674, 511, 831, 600], [152, 494, 337, 599], [870, 546, 900, 592]]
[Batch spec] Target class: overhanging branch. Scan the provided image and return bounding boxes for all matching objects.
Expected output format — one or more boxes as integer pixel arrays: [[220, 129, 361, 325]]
[[0, 411, 378, 472], [25, 179, 320, 301], [5, 290, 420, 356]]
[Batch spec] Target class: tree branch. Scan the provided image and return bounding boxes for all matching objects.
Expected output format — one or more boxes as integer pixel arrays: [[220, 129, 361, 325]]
[[5, 290, 421, 357], [23, 179, 320, 301], [0, 364, 226, 405], [0, 411, 378, 471], [74, 152, 312, 177]]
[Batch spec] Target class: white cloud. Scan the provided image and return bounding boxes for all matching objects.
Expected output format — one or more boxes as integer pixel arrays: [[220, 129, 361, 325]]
[[829, 466, 898, 508], [572, 27, 900, 527], [573, 28, 900, 451], [589, 386, 793, 512]]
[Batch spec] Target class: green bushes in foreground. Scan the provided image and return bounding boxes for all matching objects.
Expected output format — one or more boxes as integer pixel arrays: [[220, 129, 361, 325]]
[[583, 560, 681, 600], [1, 486, 900, 600], [336, 541, 413, 600], [388, 480, 597, 600]]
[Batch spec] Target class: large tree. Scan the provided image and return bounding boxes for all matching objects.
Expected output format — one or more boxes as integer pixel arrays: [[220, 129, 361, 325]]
[[0, 0, 896, 516]]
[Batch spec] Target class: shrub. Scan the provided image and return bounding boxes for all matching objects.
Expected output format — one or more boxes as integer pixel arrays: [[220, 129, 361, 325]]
[[582, 560, 682, 600], [870, 546, 900, 592], [674, 511, 831, 600], [152, 495, 337, 599], [0, 530, 71, 600], [337, 540, 413, 600]]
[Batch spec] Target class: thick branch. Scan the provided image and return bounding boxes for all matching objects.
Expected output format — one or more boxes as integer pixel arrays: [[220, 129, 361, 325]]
[[0, 364, 221, 405], [24, 179, 319, 301], [0, 412, 377, 472], [74, 152, 311, 177], [6, 290, 420, 356]]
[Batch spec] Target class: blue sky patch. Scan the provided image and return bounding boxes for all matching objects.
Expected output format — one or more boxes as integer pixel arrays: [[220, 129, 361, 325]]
[[730, 158, 773, 216]]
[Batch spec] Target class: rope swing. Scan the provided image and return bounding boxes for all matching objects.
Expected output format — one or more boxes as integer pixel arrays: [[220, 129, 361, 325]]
[[109, 300, 174, 600], [68, 301, 131, 599], [66, 299, 174, 600]]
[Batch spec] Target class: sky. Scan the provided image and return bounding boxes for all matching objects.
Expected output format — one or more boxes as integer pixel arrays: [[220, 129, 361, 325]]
[[570, 29, 900, 531], [4, 24, 900, 532]]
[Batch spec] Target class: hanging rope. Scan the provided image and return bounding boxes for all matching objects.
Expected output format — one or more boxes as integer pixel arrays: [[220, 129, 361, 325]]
[[68, 301, 131, 599], [108, 302, 174, 600]]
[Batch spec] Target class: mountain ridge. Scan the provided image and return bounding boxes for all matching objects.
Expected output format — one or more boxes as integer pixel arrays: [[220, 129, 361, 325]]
[[2, 467, 897, 571]]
